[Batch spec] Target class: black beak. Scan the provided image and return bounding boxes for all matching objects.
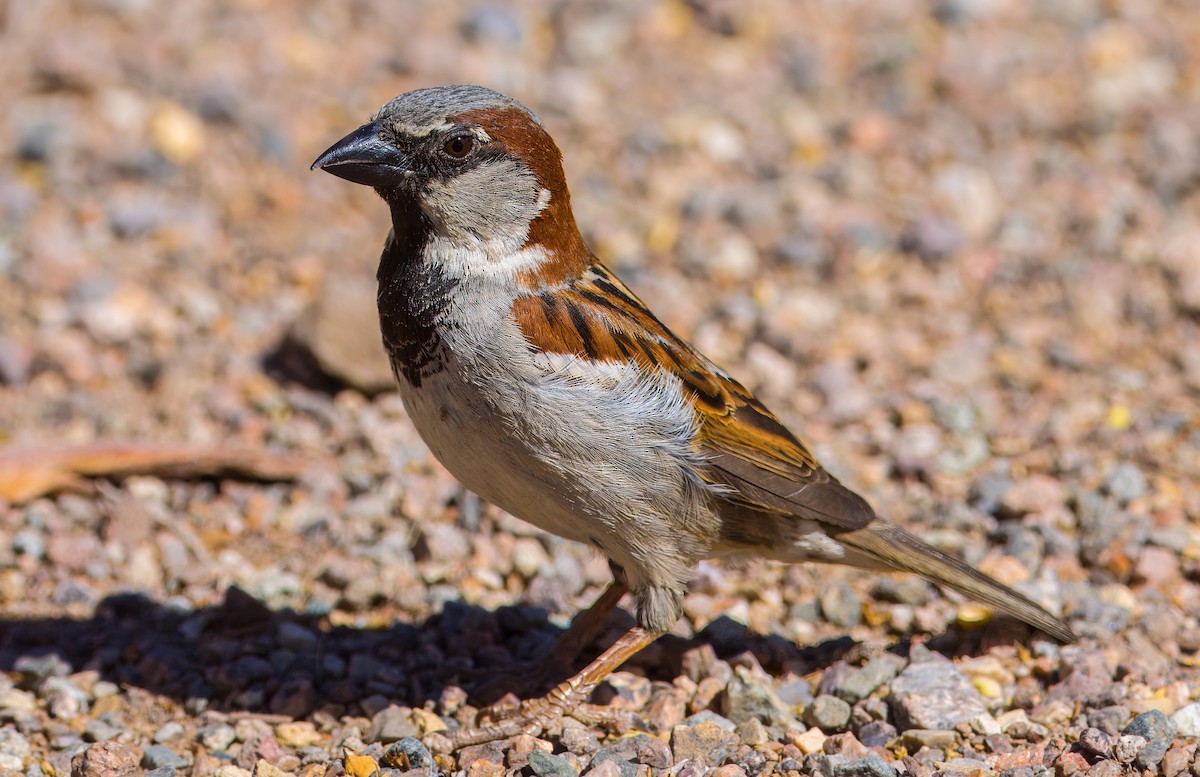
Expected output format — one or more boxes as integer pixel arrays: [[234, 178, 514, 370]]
[[311, 121, 408, 187]]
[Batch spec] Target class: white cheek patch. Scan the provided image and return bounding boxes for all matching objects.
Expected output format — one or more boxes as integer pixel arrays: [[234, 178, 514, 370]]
[[422, 157, 544, 255]]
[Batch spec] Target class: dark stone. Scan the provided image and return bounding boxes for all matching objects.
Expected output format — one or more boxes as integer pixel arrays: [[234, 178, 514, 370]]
[[1121, 710, 1175, 769], [528, 749, 579, 777]]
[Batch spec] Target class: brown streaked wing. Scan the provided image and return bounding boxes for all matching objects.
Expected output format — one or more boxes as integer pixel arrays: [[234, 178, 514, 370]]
[[511, 262, 875, 531]]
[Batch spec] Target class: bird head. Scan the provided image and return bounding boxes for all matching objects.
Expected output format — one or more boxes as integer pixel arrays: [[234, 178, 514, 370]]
[[313, 85, 583, 260]]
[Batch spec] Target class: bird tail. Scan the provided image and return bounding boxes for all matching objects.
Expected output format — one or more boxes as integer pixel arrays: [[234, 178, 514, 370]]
[[839, 522, 1075, 643]]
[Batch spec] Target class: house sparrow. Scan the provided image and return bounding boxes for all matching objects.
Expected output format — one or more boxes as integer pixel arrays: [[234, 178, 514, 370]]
[[312, 85, 1074, 749]]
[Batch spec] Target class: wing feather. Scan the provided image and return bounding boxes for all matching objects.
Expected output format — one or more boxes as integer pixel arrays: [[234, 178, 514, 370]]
[[510, 261, 873, 530]]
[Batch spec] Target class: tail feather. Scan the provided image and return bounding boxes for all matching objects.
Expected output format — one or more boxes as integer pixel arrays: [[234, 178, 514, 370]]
[[840, 522, 1075, 643]]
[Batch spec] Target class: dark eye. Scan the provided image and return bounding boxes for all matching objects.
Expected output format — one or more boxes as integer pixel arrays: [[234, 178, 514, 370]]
[[443, 135, 474, 158]]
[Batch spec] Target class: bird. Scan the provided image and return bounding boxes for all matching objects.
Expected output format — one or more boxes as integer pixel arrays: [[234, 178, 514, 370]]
[[312, 84, 1074, 750]]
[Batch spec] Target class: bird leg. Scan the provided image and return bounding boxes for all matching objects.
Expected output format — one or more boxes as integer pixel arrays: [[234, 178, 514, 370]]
[[468, 579, 629, 708], [541, 578, 629, 671], [426, 625, 662, 752]]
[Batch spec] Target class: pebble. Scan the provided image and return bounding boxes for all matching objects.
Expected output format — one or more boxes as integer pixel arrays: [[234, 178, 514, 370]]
[[1111, 734, 1146, 765], [670, 721, 737, 765], [141, 744, 190, 770], [71, 741, 141, 777], [505, 734, 553, 770], [582, 759, 628, 777], [368, 705, 418, 743], [792, 726, 828, 755], [41, 676, 89, 719], [15, 653, 71, 680], [381, 737, 436, 776], [1085, 760, 1122, 777], [287, 275, 395, 394], [601, 732, 671, 769], [831, 656, 903, 704], [1159, 743, 1192, 777], [83, 719, 125, 743], [251, 760, 294, 777], [819, 581, 863, 628], [804, 695, 852, 732], [0, 728, 31, 761], [559, 725, 601, 755], [1120, 709, 1174, 769], [1076, 727, 1110, 758], [856, 721, 896, 748], [830, 757, 897, 777], [901, 729, 957, 750], [888, 650, 987, 730], [198, 723, 237, 751], [343, 753, 380, 777], [275, 722, 322, 749], [1170, 701, 1200, 737], [153, 722, 184, 743], [723, 665, 795, 732], [529, 748, 580, 777], [1102, 463, 1147, 503], [1085, 706, 1130, 736]]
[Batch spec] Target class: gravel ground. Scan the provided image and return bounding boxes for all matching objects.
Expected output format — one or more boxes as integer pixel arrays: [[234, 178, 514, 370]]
[[2, 1, 1200, 776]]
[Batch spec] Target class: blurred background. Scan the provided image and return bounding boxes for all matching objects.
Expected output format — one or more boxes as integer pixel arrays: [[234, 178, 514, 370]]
[[0, 0, 1199, 769]]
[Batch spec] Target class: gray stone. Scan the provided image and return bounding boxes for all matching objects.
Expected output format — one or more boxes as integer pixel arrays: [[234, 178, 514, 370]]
[[1121, 709, 1174, 769], [833, 656, 904, 704], [804, 695, 852, 732], [529, 748, 581, 777], [832, 754, 898, 777], [1103, 463, 1146, 503], [819, 581, 863, 628], [722, 665, 795, 732], [900, 729, 957, 750], [368, 705, 418, 744], [856, 721, 897, 748], [141, 744, 189, 770], [888, 649, 987, 730], [152, 722, 184, 743], [83, 718, 126, 743], [40, 676, 89, 719], [197, 723, 236, 751], [587, 749, 637, 777], [14, 653, 69, 679], [559, 725, 601, 755], [600, 732, 670, 769], [0, 727, 30, 759]]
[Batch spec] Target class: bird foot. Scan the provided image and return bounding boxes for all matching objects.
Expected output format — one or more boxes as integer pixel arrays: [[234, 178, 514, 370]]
[[424, 696, 636, 753], [425, 626, 660, 753]]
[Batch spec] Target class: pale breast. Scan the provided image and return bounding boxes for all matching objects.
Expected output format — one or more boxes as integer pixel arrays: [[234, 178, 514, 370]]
[[391, 312, 723, 592]]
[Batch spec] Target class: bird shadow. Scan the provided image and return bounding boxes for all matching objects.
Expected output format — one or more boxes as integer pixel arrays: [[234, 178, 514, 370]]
[[0, 585, 1025, 721]]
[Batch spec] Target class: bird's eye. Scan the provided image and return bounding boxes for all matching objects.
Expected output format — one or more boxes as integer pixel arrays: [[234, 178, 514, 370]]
[[443, 135, 475, 159]]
